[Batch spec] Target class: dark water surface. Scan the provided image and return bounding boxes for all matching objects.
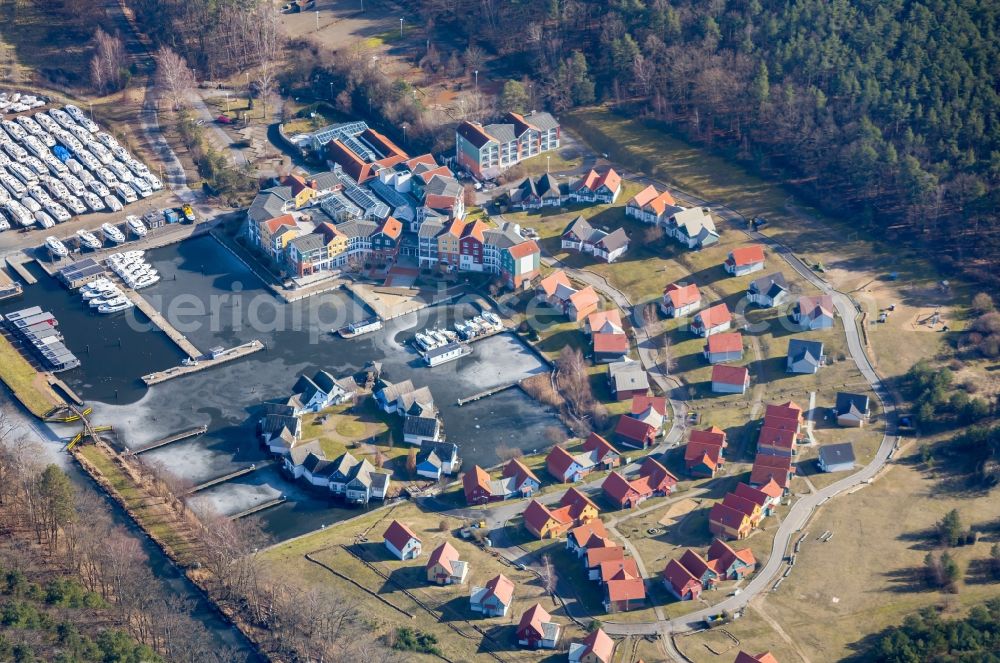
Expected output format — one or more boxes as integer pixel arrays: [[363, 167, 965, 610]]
[[2, 235, 561, 541]]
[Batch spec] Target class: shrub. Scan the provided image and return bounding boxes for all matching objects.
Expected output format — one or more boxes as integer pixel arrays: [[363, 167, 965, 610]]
[[393, 627, 441, 655]]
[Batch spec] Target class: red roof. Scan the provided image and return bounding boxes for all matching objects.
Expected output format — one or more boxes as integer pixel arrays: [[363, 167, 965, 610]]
[[405, 153, 437, 170], [765, 401, 803, 423], [383, 520, 420, 551], [546, 445, 579, 478], [679, 549, 715, 580], [602, 471, 648, 505], [733, 482, 770, 508], [797, 295, 834, 319], [711, 364, 749, 386], [757, 477, 784, 498], [708, 538, 757, 570], [560, 487, 598, 518], [263, 214, 297, 233], [750, 456, 792, 489], [639, 457, 678, 491], [647, 190, 677, 214], [523, 499, 570, 534], [376, 216, 402, 239], [630, 184, 660, 208], [631, 395, 667, 417], [593, 332, 628, 354], [569, 286, 600, 311], [706, 332, 742, 354], [689, 426, 727, 447], [507, 239, 539, 260], [606, 577, 646, 603], [461, 219, 488, 243], [517, 603, 553, 639], [577, 628, 614, 663], [583, 433, 620, 462], [463, 465, 492, 502], [587, 309, 623, 332], [695, 303, 732, 328], [538, 270, 572, 297], [587, 546, 625, 568], [600, 558, 639, 582], [685, 440, 723, 466], [427, 542, 460, 575], [569, 519, 609, 547], [757, 425, 796, 452], [709, 503, 749, 530], [723, 492, 760, 518], [482, 573, 515, 607], [614, 415, 656, 444], [664, 282, 701, 308], [662, 558, 700, 594], [502, 458, 540, 485], [596, 168, 621, 194], [727, 245, 765, 267], [753, 452, 793, 471]]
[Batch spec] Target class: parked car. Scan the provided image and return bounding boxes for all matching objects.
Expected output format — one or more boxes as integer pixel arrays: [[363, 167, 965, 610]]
[[216, 115, 233, 125]]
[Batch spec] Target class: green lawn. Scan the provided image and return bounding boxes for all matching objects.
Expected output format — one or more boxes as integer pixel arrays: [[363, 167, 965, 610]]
[[0, 336, 64, 417]]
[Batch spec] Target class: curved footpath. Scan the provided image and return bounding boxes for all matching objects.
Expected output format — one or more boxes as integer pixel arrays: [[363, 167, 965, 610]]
[[491, 161, 899, 645]]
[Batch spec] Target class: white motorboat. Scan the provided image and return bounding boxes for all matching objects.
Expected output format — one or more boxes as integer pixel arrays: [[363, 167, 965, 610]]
[[44, 236, 68, 257], [125, 215, 147, 237], [81, 278, 113, 293], [98, 298, 133, 314], [83, 286, 117, 300], [76, 229, 102, 250], [131, 273, 159, 289], [89, 294, 120, 307], [101, 223, 126, 244], [122, 250, 145, 259]]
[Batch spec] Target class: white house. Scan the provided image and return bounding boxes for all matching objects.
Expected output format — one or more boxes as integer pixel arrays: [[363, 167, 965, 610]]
[[383, 520, 422, 560]]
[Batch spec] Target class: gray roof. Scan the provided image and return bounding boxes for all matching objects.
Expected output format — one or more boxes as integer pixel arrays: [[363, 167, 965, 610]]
[[425, 174, 462, 198], [536, 173, 563, 198], [326, 452, 359, 480], [523, 110, 559, 131], [319, 191, 363, 221], [336, 218, 378, 239], [404, 415, 441, 438], [671, 207, 718, 239], [370, 472, 390, 491], [597, 227, 629, 252], [368, 178, 412, 210], [288, 233, 326, 253], [261, 413, 299, 437], [788, 339, 824, 365], [302, 452, 330, 474], [347, 458, 377, 487], [608, 360, 649, 392], [377, 379, 415, 402], [400, 386, 435, 416], [483, 222, 523, 249], [836, 392, 870, 418], [563, 216, 600, 242], [749, 272, 788, 298], [419, 220, 444, 239], [248, 186, 291, 223], [261, 402, 296, 417], [311, 170, 341, 191], [819, 442, 855, 466], [288, 441, 322, 466], [483, 122, 516, 144]]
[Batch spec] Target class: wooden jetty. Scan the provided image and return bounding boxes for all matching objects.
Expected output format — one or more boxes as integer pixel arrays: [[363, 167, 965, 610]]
[[118, 287, 200, 359], [141, 340, 265, 386], [5, 257, 36, 285], [456, 380, 521, 406], [0, 266, 23, 300], [182, 459, 276, 495], [135, 425, 208, 454], [230, 497, 287, 520], [47, 376, 84, 406]]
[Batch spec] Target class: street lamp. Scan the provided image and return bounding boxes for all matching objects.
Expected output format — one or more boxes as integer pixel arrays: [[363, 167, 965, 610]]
[[329, 82, 334, 99], [225, 92, 230, 113], [402, 123, 408, 143], [474, 70, 478, 90], [546, 155, 550, 173], [399, 18, 404, 38]]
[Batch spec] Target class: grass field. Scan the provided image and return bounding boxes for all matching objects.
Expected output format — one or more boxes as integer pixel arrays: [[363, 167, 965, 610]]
[[561, 107, 977, 384], [0, 336, 65, 417], [260, 501, 588, 660]]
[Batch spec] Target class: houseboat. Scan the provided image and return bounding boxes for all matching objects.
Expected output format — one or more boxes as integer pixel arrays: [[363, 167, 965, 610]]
[[424, 342, 473, 367], [337, 317, 383, 338]]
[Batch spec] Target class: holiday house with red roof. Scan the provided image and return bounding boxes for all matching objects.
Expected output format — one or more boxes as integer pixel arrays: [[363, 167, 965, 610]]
[[383, 520, 422, 560], [724, 245, 766, 276], [568, 627, 615, 663], [582, 433, 622, 469], [571, 168, 622, 204], [685, 426, 728, 477], [426, 542, 468, 585], [704, 331, 744, 364], [691, 303, 732, 337], [516, 603, 562, 649], [662, 558, 702, 601], [470, 573, 515, 617], [626, 185, 679, 224], [602, 471, 654, 509], [638, 457, 678, 495], [661, 282, 702, 318], [711, 365, 750, 394], [708, 502, 753, 540]]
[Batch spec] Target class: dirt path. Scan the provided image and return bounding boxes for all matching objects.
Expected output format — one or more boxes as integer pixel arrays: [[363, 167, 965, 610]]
[[750, 601, 813, 663]]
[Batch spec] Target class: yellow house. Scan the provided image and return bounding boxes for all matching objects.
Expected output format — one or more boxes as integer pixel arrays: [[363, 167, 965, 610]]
[[281, 175, 319, 209], [436, 218, 463, 267], [257, 214, 300, 263], [317, 223, 349, 263]]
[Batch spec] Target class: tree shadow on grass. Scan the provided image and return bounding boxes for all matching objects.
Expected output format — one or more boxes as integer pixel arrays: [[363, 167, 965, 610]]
[[882, 566, 934, 593], [895, 527, 943, 552], [965, 558, 998, 586], [382, 565, 429, 593]]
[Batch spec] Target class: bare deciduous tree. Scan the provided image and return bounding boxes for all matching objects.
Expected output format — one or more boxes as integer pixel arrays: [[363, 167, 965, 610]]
[[539, 554, 557, 594], [90, 28, 127, 93], [154, 46, 197, 110]]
